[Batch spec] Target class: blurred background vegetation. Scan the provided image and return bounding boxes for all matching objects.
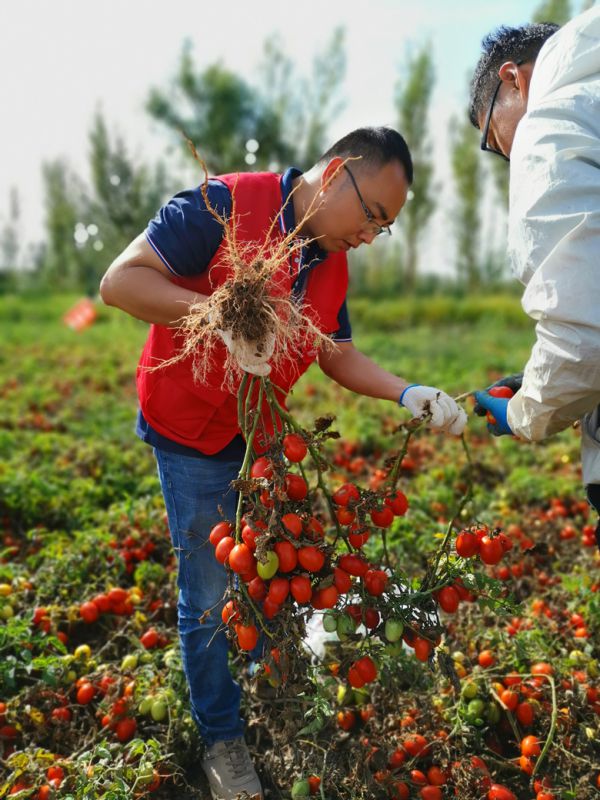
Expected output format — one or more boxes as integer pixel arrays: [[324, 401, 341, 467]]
[[0, 0, 583, 302]]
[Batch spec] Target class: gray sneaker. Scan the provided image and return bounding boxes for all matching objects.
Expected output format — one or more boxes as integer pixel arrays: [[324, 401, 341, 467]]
[[201, 738, 263, 800]]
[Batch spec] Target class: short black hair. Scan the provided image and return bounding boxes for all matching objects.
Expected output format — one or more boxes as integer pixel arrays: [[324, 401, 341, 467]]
[[318, 126, 413, 185], [469, 22, 559, 128]]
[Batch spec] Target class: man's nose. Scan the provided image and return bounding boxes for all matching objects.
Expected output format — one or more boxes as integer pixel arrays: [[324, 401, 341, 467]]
[[358, 229, 378, 245]]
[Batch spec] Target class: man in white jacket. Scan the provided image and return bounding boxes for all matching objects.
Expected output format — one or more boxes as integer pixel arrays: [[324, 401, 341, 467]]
[[469, 7, 600, 540]]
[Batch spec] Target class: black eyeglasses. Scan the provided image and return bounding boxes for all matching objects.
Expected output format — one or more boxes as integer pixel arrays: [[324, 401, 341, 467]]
[[480, 62, 523, 163], [343, 164, 391, 236]]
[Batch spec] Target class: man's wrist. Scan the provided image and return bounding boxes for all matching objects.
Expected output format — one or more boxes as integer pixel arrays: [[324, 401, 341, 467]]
[[398, 384, 420, 406]]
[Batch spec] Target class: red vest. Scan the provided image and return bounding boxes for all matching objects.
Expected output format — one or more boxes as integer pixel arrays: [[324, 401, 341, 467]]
[[137, 171, 348, 455]]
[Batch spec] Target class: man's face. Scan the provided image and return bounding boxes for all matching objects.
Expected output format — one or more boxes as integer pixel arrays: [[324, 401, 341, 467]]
[[478, 61, 534, 160], [307, 158, 409, 253]]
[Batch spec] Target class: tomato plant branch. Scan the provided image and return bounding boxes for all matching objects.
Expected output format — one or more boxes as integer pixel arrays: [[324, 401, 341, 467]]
[[531, 673, 557, 779], [235, 379, 265, 541], [263, 381, 345, 541]]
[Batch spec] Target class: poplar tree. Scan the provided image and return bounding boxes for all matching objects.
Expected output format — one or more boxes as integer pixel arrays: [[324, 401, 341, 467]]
[[450, 116, 482, 290], [394, 45, 436, 292]]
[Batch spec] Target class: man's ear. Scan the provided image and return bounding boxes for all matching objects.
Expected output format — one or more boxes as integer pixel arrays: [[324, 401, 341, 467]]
[[498, 60, 534, 103], [320, 157, 345, 192]]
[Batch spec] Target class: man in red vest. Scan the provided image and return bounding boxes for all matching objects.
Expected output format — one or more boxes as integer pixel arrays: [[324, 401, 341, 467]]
[[100, 127, 467, 800]]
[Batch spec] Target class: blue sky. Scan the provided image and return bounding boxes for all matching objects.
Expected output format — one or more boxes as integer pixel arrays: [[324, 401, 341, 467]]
[[1, 0, 578, 270]]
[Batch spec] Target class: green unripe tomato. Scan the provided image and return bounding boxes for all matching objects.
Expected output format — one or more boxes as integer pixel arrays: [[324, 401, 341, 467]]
[[485, 702, 501, 725], [465, 698, 486, 726], [138, 696, 153, 716], [121, 654, 139, 672], [384, 618, 404, 642], [256, 551, 279, 580], [151, 699, 168, 722], [337, 684, 348, 705], [164, 650, 179, 669], [336, 614, 356, 641], [569, 649, 585, 664], [74, 644, 91, 660], [322, 611, 338, 633], [353, 687, 369, 706], [0, 604, 14, 620], [385, 641, 404, 657], [291, 779, 310, 798], [461, 681, 479, 700], [136, 765, 156, 785]]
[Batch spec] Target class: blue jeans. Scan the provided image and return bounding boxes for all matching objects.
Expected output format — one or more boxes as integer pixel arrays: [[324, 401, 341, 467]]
[[154, 447, 249, 747]]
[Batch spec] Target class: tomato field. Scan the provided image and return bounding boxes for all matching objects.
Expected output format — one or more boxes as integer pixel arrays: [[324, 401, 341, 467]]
[[1, 293, 599, 800]]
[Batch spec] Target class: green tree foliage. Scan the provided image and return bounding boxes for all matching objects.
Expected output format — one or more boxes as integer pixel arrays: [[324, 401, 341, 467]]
[[146, 42, 292, 174], [450, 116, 482, 290], [394, 44, 436, 292], [300, 28, 346, 168], [0, 188, 21, 292], [85, 111, 169, 281], [532, 0, 572, 24], [257, 29, 346, 170], [38, 112, 169, 294], [40, 160, 86, 291], [146, 31, 346, 174], [0, 188, 20, 269]]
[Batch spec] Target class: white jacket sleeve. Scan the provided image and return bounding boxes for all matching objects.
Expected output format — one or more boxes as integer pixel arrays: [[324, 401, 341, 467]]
[[506, 7, 600, 442]]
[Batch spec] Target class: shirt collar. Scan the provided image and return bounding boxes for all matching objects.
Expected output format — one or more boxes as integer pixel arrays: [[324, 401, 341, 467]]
[[279, 167, 327, 263]]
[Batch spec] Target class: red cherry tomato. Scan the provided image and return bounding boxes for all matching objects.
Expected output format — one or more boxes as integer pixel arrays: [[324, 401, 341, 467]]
[[487, 785, 517, 800], [455, 530, 479, 558], [209, 521, 234, 547], [274, 540, 298, 572], [140, 628, 159, 649], [334, 567, 352, 594], [115, 717, 137, 742], [282, 433, 308, 462], [311, 584, 338, 609], [364, 568, 388, 596], [437, 586, 460, 614], [281, 513, 303, 539], [285, 474, 308, 501], [76, 682, 95, 704], [247, 576, 267, 602], [214, 535, 236, 564], [268, 577, 290, 605], [235, 623, 259, 650], [354, 655, 377, 683], [370, 506, 394, 528], [298, 546, 325, 573], [228, 543, 255, 575], [479, 536, 504, 565], [488, 386, 514, 399], [79, 601, 100, 624], [290, 575, 312, 604], [250, 457, 273, 479], [332, 483, 360, 506], [338, 553, 368, 577], [386, 490, 409, 516], [221, 599, 240, 625]]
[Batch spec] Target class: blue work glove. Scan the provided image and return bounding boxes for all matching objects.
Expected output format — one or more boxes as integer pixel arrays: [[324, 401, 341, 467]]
[[473, 391, 513, 436], [473, 373, 523, 417]]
